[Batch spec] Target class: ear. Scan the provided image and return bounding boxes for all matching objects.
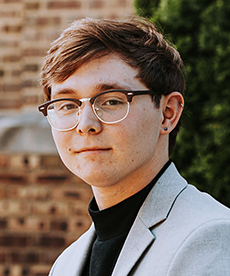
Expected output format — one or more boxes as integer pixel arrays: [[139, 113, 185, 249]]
[[160, 92, 184, 135]]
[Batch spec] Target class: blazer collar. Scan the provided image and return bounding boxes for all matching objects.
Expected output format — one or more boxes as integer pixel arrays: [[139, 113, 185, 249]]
[[112, 163, 187, 276], [139, 162, 187, 228], [74, 224, 96, 275], [54, 223, 96, 276]]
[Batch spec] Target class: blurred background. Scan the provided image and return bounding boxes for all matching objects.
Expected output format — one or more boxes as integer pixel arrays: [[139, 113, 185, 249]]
[[0, 0, 230, 275]]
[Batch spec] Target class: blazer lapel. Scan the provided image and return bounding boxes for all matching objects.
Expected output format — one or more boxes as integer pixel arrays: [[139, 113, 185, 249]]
[[50, 223, 96, 276], [73, 224, 96, 276], [112, 163, 187, 276], [112, 216, 155, 276]]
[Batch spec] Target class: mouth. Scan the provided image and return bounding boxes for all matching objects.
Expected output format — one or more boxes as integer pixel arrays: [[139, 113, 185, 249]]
[[76, 148, 112, 154]]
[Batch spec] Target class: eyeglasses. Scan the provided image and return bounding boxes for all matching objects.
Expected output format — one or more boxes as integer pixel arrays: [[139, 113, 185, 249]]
[[38, 89, 155, 131]]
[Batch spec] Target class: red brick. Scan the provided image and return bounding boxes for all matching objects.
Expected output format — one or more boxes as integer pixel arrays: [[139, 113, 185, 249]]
[[52, 185, 92, 203], [22, 267, 30, 276], [0, 189, 6, 199], [40, 250, 60, 264], [22, 80, 39, 88], [0, 252, 6, 263], [0, 11, 18, 17], [52, 187, 81, 200], [24, 64, 39, 72], [39, 155, 64, 169], [8, 186, 49, 201], [3, 55, 20, 62], [0, 200, 30, 217], [36, 174, 69, 184], [30, 265, 51, 276], [22, 48, 46, 57], [36, 17, 61, 26], [71, 201, 90, 216], [0, 98, 22, 109], [2, 25, 22, 33], [0, 155, 8, 168], [0, 234, 28, 247], [36, 235, 65, 248], [0, 40, 19, 48], [4, 267, 10, 276], [11, 252, 40, 264], [50, 220, 68, 232], [2, 83, 21, 92], [68, 217, 91, 233], [9, 155, 29, 170], [10, 252, 22, 263], [0, 219, 7, 230], [0, 174, 27, 184], [31, 201, 69, 216], [3, 0, 22, 2], [25, 2, 40, 10], [11, 70, 21, 77], [47, 1, 81, 9], [90, 0, 105, 9], [23, 95, 39, 105], [8, 217, 49, 232], [25, 253, 40, 264]]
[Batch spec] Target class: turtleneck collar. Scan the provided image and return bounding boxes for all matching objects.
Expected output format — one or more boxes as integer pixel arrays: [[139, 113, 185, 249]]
[[88, 160, 171, 241]]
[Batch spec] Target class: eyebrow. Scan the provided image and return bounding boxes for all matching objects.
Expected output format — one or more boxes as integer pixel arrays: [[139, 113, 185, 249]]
[[95, 83, 132, 91], [52, 83, 133, 99], [52, 88, 75, 98]]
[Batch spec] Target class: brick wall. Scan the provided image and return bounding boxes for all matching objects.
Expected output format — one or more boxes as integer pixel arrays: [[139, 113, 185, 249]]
[[0, 153, 93, 276], [0, 0, 134, 110], [0, 1, 135, 275]]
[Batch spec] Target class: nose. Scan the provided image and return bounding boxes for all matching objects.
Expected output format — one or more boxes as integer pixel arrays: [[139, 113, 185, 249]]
[[76, 102, 102, 134]]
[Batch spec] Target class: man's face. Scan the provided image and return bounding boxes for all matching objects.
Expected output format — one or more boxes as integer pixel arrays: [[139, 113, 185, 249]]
[[51, 53, 167, 189]]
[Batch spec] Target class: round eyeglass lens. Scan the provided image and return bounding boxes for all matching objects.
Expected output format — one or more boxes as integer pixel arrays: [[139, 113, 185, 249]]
[[47, 100, 80, 130], [93, 92, 129, 123]]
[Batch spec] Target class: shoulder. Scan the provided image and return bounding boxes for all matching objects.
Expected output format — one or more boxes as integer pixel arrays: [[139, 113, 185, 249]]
[[164, 181, 230, 241], [162, 162, 230, 221], [141, 165, 230, 275], [141, 162, 230, 229], [164, 181, 230, 275], [167, 218, 230, 275], [177, 183, 230, 221]]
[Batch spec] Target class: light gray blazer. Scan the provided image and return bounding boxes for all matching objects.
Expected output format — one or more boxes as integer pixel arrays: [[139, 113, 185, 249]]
[[49, 163, 230, 275]]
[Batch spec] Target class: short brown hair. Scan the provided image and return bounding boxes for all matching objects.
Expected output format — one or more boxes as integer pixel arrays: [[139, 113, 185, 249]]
[[40, 16, 185, 155]]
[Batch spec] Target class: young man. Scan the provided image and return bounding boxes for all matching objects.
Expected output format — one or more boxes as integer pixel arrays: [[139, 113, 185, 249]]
[[38, 17, 230, 276]]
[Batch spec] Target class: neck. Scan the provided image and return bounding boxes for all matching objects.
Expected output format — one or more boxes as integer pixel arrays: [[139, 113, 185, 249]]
[[92, 156, 169, 210]]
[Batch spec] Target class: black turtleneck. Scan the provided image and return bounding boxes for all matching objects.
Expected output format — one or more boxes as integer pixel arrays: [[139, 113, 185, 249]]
[[82, 160, 171, 276]]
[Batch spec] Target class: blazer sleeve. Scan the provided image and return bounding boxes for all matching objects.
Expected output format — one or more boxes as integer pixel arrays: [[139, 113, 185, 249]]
[[167, 219, 230, 276]]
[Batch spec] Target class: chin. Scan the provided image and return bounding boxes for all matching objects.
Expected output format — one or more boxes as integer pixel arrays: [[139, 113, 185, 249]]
[[72, 170, 118, 188], [79, 175, 112, 187]]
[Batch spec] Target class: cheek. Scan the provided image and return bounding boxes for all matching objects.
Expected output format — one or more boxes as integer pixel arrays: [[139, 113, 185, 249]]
[[127, 109, 161, 153], [52, 130, 71, 156], [114, 113, 156, 156]]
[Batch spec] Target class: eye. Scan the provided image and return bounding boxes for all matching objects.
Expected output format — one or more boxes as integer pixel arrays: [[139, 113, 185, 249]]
[[103, 99, 124, 106], [62, 103, 78, 110], [94, 92, 127, 111], [58, 101, 78, 111]]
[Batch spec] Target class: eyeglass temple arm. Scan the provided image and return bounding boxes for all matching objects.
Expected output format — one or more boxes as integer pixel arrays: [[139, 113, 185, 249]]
[[126, 90, 156, 102], [127, 90, 184, 107], [38, 104, 48, 116]]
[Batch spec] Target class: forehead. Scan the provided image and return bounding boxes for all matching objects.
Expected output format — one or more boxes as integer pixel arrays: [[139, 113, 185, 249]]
[[51, 53, 146, 99]]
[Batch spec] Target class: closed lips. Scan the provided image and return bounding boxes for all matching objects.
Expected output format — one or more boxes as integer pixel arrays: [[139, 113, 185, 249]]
[[76, 148, 111, 153]]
